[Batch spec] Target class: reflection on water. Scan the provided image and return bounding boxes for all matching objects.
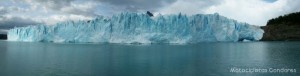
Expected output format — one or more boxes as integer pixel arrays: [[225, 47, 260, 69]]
[[0, 41, 300, 76]]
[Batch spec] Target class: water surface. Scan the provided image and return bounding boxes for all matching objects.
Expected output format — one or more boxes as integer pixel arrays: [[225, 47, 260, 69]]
[[0, 41, 299, 76]]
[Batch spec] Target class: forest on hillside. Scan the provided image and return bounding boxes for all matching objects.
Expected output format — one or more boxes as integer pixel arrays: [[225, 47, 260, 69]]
[[267, 12, 300, 25]]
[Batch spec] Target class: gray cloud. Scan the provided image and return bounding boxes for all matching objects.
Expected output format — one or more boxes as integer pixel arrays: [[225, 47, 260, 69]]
[[62, 8, 96, 16], [28, 0, 75, 11], [95, 0, 177, 12], [285, 0, 300, 13], [60, 2, 98, 16], [16, 0, 178, 17], [25, 0, 177, 15], [0, 6, 40, 34], [21, 0, 97, 17], [0, 7, 8, 15], [0, 16, 40, 29], [158, 0, 222, 15]]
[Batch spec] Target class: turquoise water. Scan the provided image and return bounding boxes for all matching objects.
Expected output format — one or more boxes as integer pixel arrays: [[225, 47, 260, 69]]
[[0, 41, 300, 76]]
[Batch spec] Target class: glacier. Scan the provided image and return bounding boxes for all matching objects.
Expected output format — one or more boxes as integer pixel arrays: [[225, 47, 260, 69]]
[[8, 12, 264, 43]]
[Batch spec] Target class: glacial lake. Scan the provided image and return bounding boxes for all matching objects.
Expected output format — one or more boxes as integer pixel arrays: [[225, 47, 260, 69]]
[[0, 40, 300, 76]]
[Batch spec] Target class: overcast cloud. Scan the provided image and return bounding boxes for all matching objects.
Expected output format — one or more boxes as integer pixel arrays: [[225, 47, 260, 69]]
[[0, 0, 299, 34]]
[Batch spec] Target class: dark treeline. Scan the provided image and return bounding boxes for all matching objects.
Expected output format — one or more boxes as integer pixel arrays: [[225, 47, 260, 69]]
[[267, 12, 300, 25], [0, 34, 7, 40]]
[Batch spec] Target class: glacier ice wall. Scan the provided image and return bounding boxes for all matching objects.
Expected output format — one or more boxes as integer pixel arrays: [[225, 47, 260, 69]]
[[8, 12, 264, 43]]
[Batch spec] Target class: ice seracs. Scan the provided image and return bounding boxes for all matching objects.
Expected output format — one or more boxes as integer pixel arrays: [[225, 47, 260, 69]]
[[8, 12, 264, 43]]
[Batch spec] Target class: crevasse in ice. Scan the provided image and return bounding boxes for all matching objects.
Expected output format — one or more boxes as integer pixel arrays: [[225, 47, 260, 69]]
[[8, 12, 264, 43]]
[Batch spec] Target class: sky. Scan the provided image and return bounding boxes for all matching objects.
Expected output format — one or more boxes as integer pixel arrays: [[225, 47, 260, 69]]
[[0, 0, 300, 34]]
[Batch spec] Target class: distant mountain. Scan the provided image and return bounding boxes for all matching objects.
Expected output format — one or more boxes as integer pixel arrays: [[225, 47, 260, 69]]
[[262, 12, 300, 41]]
